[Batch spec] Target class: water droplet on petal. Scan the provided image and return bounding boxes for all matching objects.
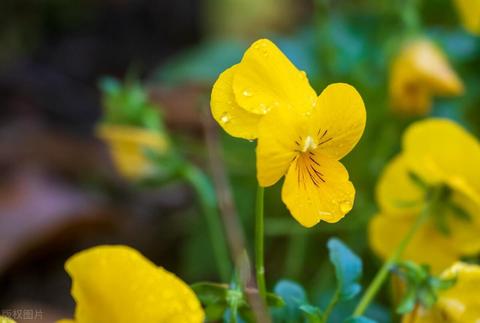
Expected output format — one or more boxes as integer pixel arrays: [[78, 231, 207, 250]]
[[243, 88, 253, 97], [259, 103, 271, 114], [339, 200, 352, 214], [220, 112, 231, 124], [299, 70, 307, 79]]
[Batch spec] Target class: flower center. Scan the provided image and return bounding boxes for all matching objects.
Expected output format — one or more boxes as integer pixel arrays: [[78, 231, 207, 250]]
[[301, 135, 317, 152]]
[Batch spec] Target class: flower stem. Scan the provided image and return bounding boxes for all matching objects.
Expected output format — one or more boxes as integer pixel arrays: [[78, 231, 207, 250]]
[[353, 187, 442, 316], [323, 288, 340, 322], [181, 163, 231, 282], [255, 185, 267, 300]]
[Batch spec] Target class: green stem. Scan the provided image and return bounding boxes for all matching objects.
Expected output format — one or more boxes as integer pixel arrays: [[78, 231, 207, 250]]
[[353, 188, 441, 316], [181, 163, 231, 282], [323, 289, 340, 323], [255, 185, 267, 300]]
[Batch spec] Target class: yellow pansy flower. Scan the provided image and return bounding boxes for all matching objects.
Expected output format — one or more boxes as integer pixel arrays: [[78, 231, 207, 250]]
[[97, 125, 168, 179], [454, 0, 480, 34], [211, 39, 366, 227], [0, 317, 15, 323], [402, 262, 480, 323], [60, 245, 204, 323], [389, 39, 463, 116], [369, 119, 480, 273]]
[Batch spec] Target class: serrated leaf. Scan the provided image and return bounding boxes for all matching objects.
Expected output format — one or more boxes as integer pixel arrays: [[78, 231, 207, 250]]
[[327, 238, 363, 301]]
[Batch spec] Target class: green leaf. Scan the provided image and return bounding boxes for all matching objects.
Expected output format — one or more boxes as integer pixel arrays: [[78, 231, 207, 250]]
[[272, 280, 308, 322], [299, 304, 323, 323], [396, 287, 416, 314], [266, 292, 286, 308], [327, 238, 363, 301], [191, 282, 228, 305]]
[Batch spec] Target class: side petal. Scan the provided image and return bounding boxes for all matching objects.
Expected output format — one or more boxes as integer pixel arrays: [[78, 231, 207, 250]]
[[233, 39, 317, 115], [376, 154, 426, 216], [402, 118, 480, 193], [256, 106, 306, 187], [65, 245, 204, 323], [281, 152, 355, 227], [211, 65, 262, 140], [311, 83, 366, 160]]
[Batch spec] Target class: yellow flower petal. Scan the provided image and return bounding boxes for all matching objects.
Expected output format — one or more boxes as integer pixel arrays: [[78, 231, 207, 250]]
[[404, 262, 480, 322], [282, 152, 355, 227], [0, 317, 15, 323], [97, 125, 168, 179], [256, 106, 306, 187], [369, 214, 459, 274], [376, 154, 425, 216], [311, 83, 366, 160], [390, 39, 463, 116], [444, 189, 480, 255], [211, 65, 262, 140], [454, 0, 480, 34], [233, 39, 317, 115], [403, 118, 480, 193], [64, 245, 204, 323]]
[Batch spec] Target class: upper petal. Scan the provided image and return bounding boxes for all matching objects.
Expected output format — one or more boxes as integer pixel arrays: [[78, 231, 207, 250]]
[[233, 39, 317, 115], [402, 118, 480, 193], [281, 152, 355, 227], [310, 83, 366, 160], [65, 245, 204, 323], [211, 65, 262, 140]]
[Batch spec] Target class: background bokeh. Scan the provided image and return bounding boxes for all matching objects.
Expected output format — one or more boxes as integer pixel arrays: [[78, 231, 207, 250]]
[[0, 0, 479, 322]]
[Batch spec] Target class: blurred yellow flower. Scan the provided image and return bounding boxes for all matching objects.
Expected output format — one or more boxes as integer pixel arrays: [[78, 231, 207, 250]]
[[0, 317, 15, 323], [389, 39, 463, 116], [369, 119, 480, 273], [97, 125, 168, 179], [60, 245, 204, 323], [402, 262, 480, 323], [212, 39, 366, 227], [454, 0, 480, 34]]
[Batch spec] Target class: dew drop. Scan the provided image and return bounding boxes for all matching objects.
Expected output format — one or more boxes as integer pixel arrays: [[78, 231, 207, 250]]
[[220, 113, 231, 124], [259, 103, 271, 114], [242, 88, 253, 97]]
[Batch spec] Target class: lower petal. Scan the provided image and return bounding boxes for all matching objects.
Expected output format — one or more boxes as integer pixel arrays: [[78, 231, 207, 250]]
[[281, 153, 355, 227]]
